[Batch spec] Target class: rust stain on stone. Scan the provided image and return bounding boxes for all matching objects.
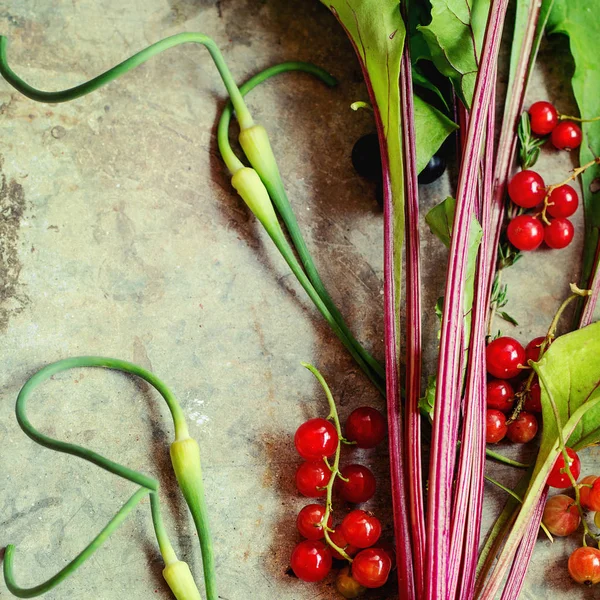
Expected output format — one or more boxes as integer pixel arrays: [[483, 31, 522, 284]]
[[0, 155, 28, 331]]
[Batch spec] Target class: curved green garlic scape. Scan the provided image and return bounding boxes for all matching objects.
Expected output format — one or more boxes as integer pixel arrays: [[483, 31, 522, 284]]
[[3, 357, 214, 600]]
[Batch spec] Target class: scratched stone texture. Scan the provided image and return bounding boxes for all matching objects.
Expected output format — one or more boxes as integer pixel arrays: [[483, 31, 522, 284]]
[[0, 2, 598, 600]]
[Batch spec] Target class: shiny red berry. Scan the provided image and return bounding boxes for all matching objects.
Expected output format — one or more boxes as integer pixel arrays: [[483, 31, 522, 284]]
[[344, 407, 386, 448], [547, 448, 581, 488], [523, 380, 542, 413], [296, 461, 331, 497], [486, 380, 515, 412], [544, 218, 574, 249], [296, 504, 332, 540], [290, 540, 332, 582], [568, 547, 600, 586], [547, 185, 579, 218], [351, 548, 392, 588], [507, 215, 544, 251], [525, 337, 545, 363], [486, 409, 508, 444], [341, 510, 382, 548], [295, 418, 338, 461], [328, 527, 359, 560], [529, 101, 559, 136], [508, 170, 546, 208], [552, 121, 583, 150], [336, 464, 377, 503], [506, 411, 538, 443], [585, 478, 600, 512], [579, 475, 599, 510], [542, 494, 581, 537], [486, 336, 526, 379]]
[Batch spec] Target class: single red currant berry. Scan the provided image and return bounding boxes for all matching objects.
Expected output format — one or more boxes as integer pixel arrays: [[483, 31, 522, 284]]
[[525, 337, 546, 363], [336, 464, 377, 504], [547, 448, 581, 488], [547, 185, 579, 218], [508, 170, 546, 208], [507, 215, 544, 251], [486, 380, 515, 412], [544, 218, 574, 249], [486, 409, 508, 444], [294, 418, 338, 461], [506, 411, 538, 443], [579, 476, 599, 510], [296, 504, 332, 540], [341, 510, 382, 548], [328, 527, 359, 560], [351, 548, 392, 589], [523, 380, 542, 413], [528, 101, 559, 136], [552, 120, 583, 151], [296, 461, 331, 497], [542, 494, 581, 537], [290, 540, 332, 582], [336, 566, 366, 598], [568, 547, 600, 586], [344, 407, 386, 448], [585, 478, 600, 512], [486, 336, 526, 379]]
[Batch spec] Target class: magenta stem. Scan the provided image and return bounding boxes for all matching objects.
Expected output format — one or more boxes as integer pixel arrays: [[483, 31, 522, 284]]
[[425, 3, 509, 598], [579, 237, 600, 327]]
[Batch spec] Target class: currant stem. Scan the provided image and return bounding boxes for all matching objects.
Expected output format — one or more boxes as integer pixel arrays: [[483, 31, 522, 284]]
[[559, 114, 600, 123], [301, 363, 353, 563], [541, 157, 600, 224]]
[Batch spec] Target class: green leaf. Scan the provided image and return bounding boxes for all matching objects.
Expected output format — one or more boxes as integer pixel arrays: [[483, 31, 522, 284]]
[[414, 95, 457, 172], [547, 1, 600, 294], [419, 375, 436, 420], [418, 0, 490, 107], [413, 66, 450, 111], [498, 311, 519, 327]]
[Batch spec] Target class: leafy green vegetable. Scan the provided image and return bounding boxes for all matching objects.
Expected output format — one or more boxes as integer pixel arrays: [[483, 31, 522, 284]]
[[414, 95, 457, 171], [418, 0, 490, 107], [547, 1, 600, 293], [419, 375, 436, 419], [517, 112, 545, 169]]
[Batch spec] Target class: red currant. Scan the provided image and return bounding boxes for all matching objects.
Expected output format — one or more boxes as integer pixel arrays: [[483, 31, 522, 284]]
[[579, 475, 599, 510], [585, 478, 600, 511], [328, 526, 358, 560], [507, 215, 544, 251], [344, 407, 386, 448], [547, 448, 581, 488], [528, 101, 559, 136], [296, 504, 332, 540], [336, 566, 366, 598], [525, 337, 545, 363], [568, 547, 600, 586], [486, 409, 508, 444], [336, 464, 377, 503], [341, 510, 382, 548], [295, 418, 338, 461], [542, 494, 581, 537], [551, 121, 583, 150], [486, 337, 526, 379], [296, 461, 331, 497], [544, 218, 574, 249], [486, 380, 515, 412], [523, 380, 542, 413], [290, 540, 332, 582], [506, 411, 538, 443], [351, 548, 392, 589], [547, 185, 579, 218], [508, 170, 546, 208]]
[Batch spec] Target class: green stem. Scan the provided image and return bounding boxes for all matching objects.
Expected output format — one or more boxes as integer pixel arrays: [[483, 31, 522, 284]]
[[271, 226, 385, 396], [484, 448, 529, 469], [3, 488, 149, 598], [217, 63, 385, 386], [301, 363, 352, 562], [0, 33, 253, 129], [150, 492, 178, 565]]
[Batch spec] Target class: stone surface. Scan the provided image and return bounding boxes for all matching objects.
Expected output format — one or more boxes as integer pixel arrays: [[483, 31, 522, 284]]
[[0, 2, 597, 600]]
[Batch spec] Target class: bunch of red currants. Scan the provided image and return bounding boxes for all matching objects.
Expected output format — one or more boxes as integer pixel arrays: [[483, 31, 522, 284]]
[[541, 451, 600, 586], [290, 406, 395, 596], [485, 335, 544, 444], [506, 101, 582, 252]]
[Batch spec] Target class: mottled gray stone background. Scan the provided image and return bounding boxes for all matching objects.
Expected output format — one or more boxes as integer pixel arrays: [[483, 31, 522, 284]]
[[0, 1, 598, 599]]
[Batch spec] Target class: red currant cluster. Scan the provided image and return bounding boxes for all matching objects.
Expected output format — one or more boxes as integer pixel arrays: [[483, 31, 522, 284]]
[[290, 406, 395, 595], [541, 451, 600, 586], [506, 101, 583, 252], [485, 336, 544, 444]]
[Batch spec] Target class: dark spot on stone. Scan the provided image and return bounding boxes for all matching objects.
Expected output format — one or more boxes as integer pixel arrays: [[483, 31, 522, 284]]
[[51, 125, 66, 139], [285, 567, 297, 578], [104, 105, 110, 112], [0, 155, 29, 331]]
